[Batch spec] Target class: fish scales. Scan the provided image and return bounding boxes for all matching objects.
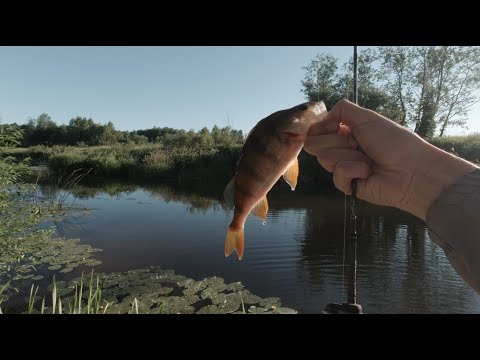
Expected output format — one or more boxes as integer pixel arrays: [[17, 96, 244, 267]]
[[223, 101, 327, 260]]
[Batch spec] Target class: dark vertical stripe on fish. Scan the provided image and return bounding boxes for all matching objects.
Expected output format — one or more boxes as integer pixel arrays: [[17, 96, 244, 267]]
[[235, 181, 255, 199], [239, 159, 264, 182], [272, 130, 283, 144], [247, 134, 281, 165]]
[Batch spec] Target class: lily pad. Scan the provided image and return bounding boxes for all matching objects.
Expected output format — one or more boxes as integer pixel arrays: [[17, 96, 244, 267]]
[[152, 269, 175, 279], [176, 278, 195, 288], [218, 293, 242, 313], [203, 276, 225, 286], [56, 287, 74, 297], [84, 260, 102, 267], [200, 286, 219, 300], [248, 306, 268, 314], [156, 297, 195, 314], [260, 297, 282, 308], [12, 274, 34, 281], [239, 292, 262, 305], [183, 294, 200, 306], [197, 305, 226, 314], [226, 282, 244, 291], [271, 307, 297, 314], [183, 280, 208, 296], [16, 266, 34, 274], [210, 292, 227, 305], [155, 287, 173, 296], [60, 267, 74, 273], [48, 265, 62, 271], [47, 281, 67, 291]]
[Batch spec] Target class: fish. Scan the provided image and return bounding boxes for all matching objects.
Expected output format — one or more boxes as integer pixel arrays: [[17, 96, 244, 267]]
[[223, 101, 327, 260]]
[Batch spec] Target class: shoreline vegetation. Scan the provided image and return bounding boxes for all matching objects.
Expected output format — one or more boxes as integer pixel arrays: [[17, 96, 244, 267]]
[[2, 123, 480, 314], [2, 266, 298, 314], [2, 112, 479, 188], [0, 124, 303, 314], [1, 133, 479, 187]]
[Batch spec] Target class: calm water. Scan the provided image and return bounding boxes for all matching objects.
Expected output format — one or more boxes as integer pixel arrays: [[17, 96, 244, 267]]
[[41, 182, 480, 314]]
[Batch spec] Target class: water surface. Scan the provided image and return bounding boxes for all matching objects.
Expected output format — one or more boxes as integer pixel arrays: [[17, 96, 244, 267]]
[[42, 182, 480, 314]]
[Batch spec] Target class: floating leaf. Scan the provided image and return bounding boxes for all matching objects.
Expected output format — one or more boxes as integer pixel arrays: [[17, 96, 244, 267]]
[[197, 305, 226, 314], [260, 297, 282, 308], [248, 306, 268, 314], [84, 260, 102, 267], [271, 307, 297, 314]]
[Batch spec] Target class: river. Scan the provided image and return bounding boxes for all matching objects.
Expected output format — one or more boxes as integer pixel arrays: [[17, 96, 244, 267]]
[[39, 181, 480, 314]]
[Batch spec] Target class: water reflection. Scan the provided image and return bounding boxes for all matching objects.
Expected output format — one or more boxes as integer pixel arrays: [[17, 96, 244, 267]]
[[39, 181, 480, 313]]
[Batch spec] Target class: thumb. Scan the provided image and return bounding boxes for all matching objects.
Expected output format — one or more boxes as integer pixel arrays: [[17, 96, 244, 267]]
[[326, 99, 377, 130]]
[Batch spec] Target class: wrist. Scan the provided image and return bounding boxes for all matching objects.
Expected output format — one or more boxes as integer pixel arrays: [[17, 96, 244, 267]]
[[401, 142, 478, 221]]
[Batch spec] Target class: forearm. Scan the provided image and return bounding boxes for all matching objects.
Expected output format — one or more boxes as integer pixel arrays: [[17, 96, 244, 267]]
[[426, 167, 480, 293], [402, 142, 478, 221]]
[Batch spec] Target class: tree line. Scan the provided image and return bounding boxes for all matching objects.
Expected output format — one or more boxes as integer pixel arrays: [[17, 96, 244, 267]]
[[1, 114, 245, 148], [301, 46, 480, 138]]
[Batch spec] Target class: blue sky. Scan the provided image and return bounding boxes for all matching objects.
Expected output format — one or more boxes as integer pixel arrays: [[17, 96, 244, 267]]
[[0, 46, 479, 136]]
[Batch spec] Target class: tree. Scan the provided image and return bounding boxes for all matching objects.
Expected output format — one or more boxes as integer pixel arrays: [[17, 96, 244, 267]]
[[435, 47, 480, 136], [23, 113, 62, 146], [301, 49, 392, 113], [301, 54, 342, 110], [98, 121, 117, 145], [378, 46, 416, 126], [302, 46, 480, 137], [67, 117, 105, 145], [380, 46, 480, 137]]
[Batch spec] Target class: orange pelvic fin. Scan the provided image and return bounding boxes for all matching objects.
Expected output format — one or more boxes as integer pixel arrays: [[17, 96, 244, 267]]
[[283, 158, 299, 191], [225, 227, 245, 260], [251, 195, 269, 221]]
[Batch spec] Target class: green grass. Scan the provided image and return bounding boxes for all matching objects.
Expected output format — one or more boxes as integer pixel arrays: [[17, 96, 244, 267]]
[[0, 282, 11, 314], [430, 133, 480, 163], [22, 271, 127, 314], [3, 134, 480, 190], [1, 144, 242, 184]]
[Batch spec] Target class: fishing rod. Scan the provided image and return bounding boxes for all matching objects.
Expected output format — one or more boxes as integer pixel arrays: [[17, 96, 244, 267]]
[[324, 46, 362, 314]]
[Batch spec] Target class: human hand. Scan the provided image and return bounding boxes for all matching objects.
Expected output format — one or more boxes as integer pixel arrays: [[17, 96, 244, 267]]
[[304, 99, 477, 221]]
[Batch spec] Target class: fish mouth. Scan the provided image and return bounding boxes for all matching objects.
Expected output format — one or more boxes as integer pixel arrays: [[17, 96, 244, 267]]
[[283, 132, 307, 141]]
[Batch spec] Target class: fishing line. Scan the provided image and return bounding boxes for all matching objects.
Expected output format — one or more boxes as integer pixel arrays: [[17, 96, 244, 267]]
[[324, 46, 362, 313], [342, 193, 347, 302], [343, 45, 359, 304]]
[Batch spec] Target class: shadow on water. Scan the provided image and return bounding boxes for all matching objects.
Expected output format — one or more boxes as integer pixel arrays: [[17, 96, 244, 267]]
[[37, 177, 480, 313]]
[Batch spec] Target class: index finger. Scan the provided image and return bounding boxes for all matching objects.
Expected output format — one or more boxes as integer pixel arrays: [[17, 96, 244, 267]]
[[307, 99, 363, 136], [308, 115, 341, 136], [323, 99, 388, 131]]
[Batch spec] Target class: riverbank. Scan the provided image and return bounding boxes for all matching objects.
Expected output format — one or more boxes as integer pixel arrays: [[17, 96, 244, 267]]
[[3, 134, 479, 187], [1, 264, 297, 314]]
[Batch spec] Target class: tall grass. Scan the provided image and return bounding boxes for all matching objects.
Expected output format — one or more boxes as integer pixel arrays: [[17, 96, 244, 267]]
[[0, 282, 11, 314], [24, 271, 120, 314], [4, 134, 480, 188], [2, 144, 242, 184]]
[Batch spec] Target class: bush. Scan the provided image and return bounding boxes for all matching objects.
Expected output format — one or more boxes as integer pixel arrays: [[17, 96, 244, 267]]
[[430, 133, 480, 163]]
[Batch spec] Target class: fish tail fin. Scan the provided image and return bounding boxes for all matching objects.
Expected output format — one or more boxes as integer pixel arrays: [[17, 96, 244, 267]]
[[225, 227, 245, 260]]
